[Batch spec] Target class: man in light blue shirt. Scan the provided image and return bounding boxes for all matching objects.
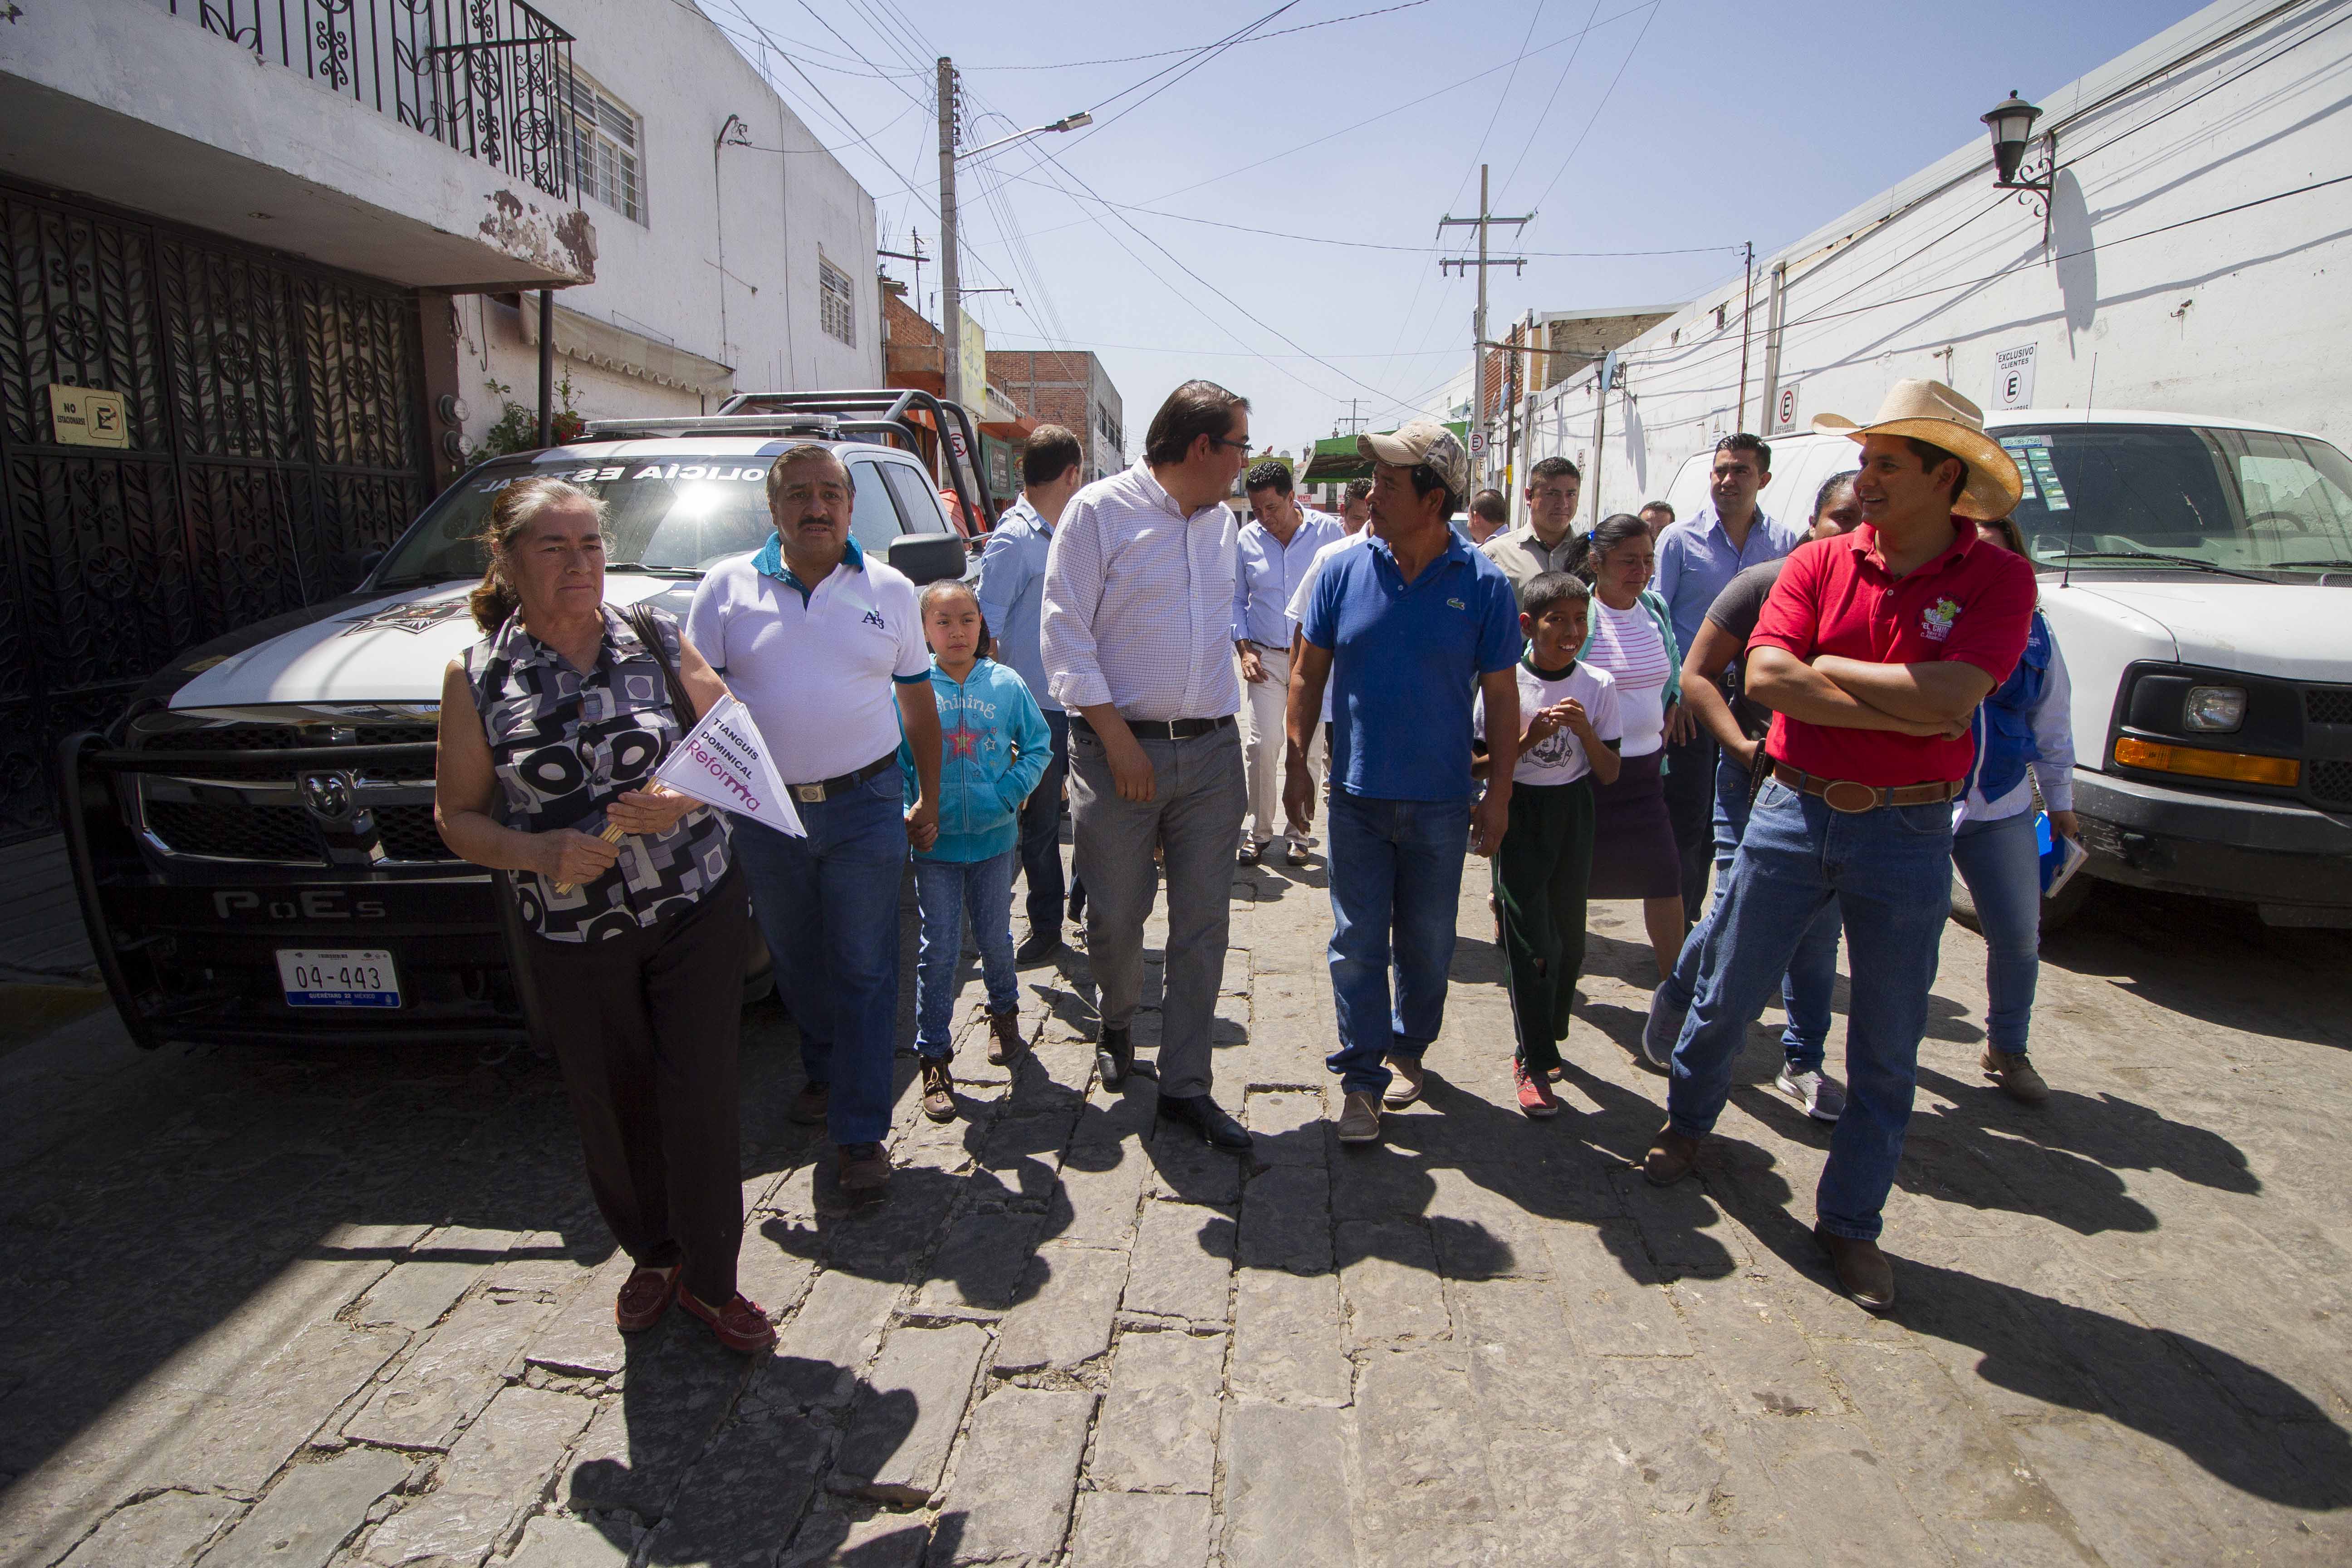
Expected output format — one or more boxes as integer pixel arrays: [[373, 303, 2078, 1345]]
[[976, 424, 1087, 961], [1652, 432, 1806, 923], [1232, 460, 1343, 865]]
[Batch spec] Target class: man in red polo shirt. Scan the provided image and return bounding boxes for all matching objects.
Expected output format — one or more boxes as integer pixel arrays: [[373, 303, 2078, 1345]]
[[1641, 381, 2034, 1312]]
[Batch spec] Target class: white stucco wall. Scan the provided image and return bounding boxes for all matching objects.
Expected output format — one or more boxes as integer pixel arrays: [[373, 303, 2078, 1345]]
[[461, 0, 883, 447], [1517, 0, 2352, 522]]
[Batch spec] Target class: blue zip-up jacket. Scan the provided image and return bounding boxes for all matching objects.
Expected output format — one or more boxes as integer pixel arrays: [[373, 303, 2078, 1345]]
[[898, 657, 1051, 863]]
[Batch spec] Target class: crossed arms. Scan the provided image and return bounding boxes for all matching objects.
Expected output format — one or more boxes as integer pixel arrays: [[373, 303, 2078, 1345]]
[[1746, 648, 1991, 739]]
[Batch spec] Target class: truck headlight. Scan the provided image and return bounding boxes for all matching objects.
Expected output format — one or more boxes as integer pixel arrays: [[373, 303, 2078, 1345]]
[[2182, 685, 2246, 733]]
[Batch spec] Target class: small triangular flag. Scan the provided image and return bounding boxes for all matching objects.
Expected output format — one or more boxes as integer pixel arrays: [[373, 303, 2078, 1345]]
[[654, 695, 807, 838]]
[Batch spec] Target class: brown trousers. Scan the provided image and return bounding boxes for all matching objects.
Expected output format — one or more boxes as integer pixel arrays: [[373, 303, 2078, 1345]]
[[524, 871, 750, 1303]]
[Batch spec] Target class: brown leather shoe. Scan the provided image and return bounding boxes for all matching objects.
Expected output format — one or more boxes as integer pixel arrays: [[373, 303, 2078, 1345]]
[[1813, 1224, 1896, 1312], [1982, 1048, 2051, 1104], [1642, 1126, 1700, 1186], [985, 1005, 1029, 1066], [1381, 1054, 1426, 1109], [614, 1264, 680, 1333], [677, 1285, 778, 1353], [838, 1141, 891, 1198], [790, 1081, 830, 1126], [919, 1058, 956, 1123]]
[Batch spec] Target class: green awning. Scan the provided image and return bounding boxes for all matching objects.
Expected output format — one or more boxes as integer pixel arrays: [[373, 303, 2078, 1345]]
[[1299, 421, 1469, 483]]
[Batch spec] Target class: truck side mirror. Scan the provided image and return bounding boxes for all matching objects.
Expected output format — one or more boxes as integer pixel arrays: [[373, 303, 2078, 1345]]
[[888, 533, 968, 586]]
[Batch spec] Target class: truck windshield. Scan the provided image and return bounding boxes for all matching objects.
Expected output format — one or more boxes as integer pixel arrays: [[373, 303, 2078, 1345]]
[[373, 455, 780, 588], [1999, 425, 2352, 576]]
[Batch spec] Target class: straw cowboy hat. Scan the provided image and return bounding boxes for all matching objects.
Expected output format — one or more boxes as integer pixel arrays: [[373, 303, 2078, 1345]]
[[1812, 379, 2024, 521]]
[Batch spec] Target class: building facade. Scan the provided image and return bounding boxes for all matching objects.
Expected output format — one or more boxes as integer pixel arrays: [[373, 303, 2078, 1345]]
[[0, 0, 879, 840], [985, 349, 1127, 483], [1517, 0, 2352, 520]]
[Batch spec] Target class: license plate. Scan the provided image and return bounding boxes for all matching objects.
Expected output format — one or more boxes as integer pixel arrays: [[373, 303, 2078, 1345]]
[[276, 948, 401, 1009]]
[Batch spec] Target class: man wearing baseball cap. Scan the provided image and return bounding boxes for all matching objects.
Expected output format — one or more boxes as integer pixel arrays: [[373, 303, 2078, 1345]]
[[1284, 419, 1524, 1144], [1642, 381, 2034, 1311]]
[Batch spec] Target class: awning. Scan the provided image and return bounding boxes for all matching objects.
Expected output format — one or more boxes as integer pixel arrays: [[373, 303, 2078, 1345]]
[[1299, 421, 1469, 483], [980, 416, 1037, 442], [521, 300, 734, 396]]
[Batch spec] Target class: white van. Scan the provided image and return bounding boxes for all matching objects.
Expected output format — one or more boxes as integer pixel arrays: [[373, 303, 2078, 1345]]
[[1659, 412, 2352, 928]]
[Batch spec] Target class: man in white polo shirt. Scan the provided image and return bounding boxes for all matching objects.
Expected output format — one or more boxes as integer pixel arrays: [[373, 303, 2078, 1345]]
[[687, 443, 941, 1198]]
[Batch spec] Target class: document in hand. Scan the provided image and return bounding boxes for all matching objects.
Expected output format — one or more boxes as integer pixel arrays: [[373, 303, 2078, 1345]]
[[653, 694, 807, 838]]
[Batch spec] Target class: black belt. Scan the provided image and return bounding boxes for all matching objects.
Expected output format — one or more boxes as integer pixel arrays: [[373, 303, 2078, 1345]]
[[787, 752, 897, 804], [1071, 713, 1235, 741]]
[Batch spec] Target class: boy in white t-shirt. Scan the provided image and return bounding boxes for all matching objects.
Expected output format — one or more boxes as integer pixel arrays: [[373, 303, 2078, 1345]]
[[1474, 572, 1623, 1117]]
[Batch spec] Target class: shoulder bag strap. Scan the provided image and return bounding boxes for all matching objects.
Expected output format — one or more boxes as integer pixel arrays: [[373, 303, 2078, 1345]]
[[622, 605, 699, 735]]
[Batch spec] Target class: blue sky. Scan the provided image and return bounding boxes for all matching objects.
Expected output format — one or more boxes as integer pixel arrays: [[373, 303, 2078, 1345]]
[[711, 0, 2206, 460]]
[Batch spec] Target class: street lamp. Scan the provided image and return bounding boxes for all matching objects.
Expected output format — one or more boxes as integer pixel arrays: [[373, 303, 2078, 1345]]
[[1980, 90, 2056, 220], [939, 54, 1091, 408]]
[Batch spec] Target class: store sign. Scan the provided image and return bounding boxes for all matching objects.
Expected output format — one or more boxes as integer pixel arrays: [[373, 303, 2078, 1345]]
[[49, 384, 129, 448], [958, 315, 988, 413], [1993, 344, 2037, 410]]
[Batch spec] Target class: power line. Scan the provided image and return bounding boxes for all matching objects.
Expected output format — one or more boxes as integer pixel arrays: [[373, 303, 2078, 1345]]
[[1498, 0, 1603, 199], [1526, 0, 1660, 213], [962, 0, 1435, 70]]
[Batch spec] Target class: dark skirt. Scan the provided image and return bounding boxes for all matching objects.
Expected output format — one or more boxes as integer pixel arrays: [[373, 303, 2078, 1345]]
[[1588, 749, 1681, 900]]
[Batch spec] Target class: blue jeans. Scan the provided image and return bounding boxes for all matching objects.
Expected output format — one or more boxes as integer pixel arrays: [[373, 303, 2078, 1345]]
[[733, 768, 906, 1146], [1664, 746, 1840, 1072], [1668, 777, 1955, 1242], [1015, 711, 1070, 933], [1952, 809, 2042, 1057], [1324, 790, 1470, 1097], [912, 849, 1019, 1058]]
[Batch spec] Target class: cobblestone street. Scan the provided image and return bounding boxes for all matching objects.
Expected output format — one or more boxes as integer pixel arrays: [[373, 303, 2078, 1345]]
[[3, 857, 2348, 1568]]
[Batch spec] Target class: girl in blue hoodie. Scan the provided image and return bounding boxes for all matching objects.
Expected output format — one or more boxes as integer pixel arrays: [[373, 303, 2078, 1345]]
[[899, 578, 1051, 1122]]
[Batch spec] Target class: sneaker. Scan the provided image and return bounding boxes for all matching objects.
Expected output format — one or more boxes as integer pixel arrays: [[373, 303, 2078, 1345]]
[[837, 1142, 891, 1198], [1514, 1063, 1559, 1119], [1642, 984, 1686, 1069], [1982, 1049, 2051, 1104], [919, 1058, 956, 1123], [677, 1285, 778, 1353], [985, 1005, 1028, 1066], [1381, 1054, 1426, 1109], [1015, 927, 1063, 965], [789, 1081, 830, 1126], [1335, 1090, 1382, 1143], [1775, 1066, 1846, 1123], [614, 1264, 681, 1333], [1095, 1024, 1133, 1089]]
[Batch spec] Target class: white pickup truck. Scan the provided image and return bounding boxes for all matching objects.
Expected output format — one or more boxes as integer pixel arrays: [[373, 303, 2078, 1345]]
[[1662, 410, 2352, 928]]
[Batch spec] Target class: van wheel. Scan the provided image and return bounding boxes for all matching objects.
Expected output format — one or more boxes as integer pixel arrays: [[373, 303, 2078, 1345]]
[[1948, 866, 2097, 936]]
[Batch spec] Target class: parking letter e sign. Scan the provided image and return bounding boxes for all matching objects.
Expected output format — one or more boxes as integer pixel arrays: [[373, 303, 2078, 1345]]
[[1774, 382, 1800, 434], [1993, 345, 2037, 411], [48, 385, 130, 449]]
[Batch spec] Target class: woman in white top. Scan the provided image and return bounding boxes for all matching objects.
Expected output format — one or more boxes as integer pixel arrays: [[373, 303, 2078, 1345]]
[[1952, 514, 2077, 1105], [1567, 513, 1688, 981]]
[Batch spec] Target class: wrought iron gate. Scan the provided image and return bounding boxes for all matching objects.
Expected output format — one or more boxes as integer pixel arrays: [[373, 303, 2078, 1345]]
[[0, 178, 432, 843]]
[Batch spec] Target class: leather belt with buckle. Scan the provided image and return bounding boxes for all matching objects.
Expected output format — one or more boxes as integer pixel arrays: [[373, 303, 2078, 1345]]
[[1771, 762, 1962, 814], [1071, 714, 1236, 742], [788, 753, 897, 804]]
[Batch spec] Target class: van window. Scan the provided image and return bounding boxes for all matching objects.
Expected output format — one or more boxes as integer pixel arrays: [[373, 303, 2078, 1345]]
[[848, 459, 906, 555], [880, 462, 954, 536], [1999, 425, 2352, 576]]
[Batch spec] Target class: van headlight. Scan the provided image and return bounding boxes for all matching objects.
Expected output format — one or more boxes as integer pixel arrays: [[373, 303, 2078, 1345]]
[[2182, 685, 2246, 733]]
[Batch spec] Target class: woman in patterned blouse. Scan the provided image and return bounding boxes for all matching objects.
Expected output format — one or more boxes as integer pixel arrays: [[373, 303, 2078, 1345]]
[[434, 476, 774, 1355]]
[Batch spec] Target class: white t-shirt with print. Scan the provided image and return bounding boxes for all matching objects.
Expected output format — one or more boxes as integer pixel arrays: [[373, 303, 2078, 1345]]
[[1476, 660, 1623, 786]]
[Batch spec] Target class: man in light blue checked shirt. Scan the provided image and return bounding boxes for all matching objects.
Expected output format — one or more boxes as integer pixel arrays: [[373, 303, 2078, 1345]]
[[1233, 459, 1342, 867], [976, 424, 1088, 962], [1653, 432, 1805, 923]]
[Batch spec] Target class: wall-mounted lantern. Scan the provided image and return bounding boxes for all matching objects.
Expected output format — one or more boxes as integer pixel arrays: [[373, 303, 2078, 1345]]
[[1981, 90, 2058, 222]]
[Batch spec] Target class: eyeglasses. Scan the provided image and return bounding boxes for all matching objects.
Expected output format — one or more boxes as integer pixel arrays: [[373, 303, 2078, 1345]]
[[1205, 435, 1252, 453]]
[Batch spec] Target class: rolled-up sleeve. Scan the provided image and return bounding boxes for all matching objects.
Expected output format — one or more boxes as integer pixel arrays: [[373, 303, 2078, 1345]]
[[1041, 502, 1112, 711]]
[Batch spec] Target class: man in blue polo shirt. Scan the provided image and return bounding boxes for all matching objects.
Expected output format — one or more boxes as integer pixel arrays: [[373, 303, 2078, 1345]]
[[1285, 420, 1523, 1144]]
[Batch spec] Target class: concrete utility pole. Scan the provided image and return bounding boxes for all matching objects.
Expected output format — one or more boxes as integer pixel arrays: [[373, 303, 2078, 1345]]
[[937, 57, 963, 409], [1439, 165, 1527, 486]]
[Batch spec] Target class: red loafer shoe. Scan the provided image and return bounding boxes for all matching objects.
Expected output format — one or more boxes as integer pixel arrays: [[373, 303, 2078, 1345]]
[[615, 1264, 681, 1333], [677, 1285, 778, 1353]]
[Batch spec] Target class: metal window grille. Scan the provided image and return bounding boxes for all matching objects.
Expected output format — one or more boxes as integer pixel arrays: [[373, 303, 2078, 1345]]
[[565, 69, 643, 223], [820, 257, 856, 347]]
